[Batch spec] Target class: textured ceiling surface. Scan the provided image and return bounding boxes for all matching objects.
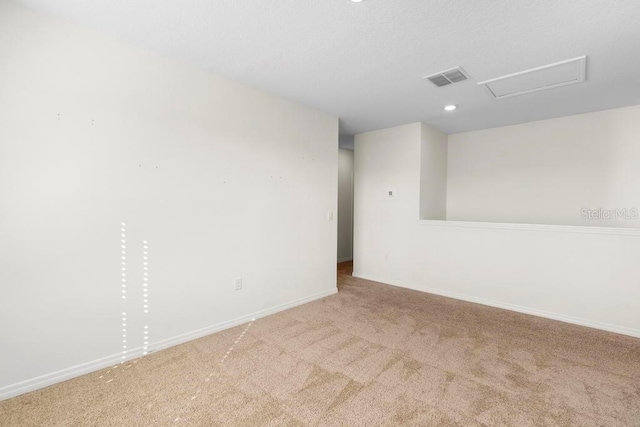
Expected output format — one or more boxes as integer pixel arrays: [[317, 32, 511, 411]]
[[12, 0, 640, 136]]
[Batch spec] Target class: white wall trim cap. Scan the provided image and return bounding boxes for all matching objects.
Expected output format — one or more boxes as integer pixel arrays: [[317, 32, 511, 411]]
[[418, 219, 640, 237]]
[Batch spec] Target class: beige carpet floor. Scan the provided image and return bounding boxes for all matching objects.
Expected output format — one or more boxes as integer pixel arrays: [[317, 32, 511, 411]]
[[1, 262, 639, 426]]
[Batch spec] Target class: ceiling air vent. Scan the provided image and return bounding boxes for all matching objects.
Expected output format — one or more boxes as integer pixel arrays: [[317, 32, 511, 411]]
[[424, 66, 471, 87], [478, 56, 587, 100]]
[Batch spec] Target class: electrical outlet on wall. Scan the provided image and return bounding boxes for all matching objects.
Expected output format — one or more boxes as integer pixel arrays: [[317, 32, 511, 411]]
[[234, 277, 243, 291]]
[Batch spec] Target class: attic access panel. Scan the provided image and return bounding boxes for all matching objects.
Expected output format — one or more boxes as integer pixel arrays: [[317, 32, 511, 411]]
[[478, 56, 587, 100]]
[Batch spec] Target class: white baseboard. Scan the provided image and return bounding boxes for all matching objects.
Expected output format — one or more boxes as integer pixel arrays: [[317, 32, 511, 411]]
[[352, 272, 640, 339], [337, 257, 353, 263], [0, 288, 337, 402]]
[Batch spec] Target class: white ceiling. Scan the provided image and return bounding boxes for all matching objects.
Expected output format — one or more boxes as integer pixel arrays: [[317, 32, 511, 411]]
[[13, 0, 640, 139]]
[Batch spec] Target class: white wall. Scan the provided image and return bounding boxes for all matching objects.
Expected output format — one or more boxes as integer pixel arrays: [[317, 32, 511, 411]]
[[337, 149, 353, 262], [419, 123, 448, 220], [447, 105, 640, 227], [354, 122, 640, 339], [0, 1, 337, 399], [354, 123, 422, 270]]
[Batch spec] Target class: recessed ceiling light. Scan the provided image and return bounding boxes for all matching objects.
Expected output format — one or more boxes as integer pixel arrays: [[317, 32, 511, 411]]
[[351, 0, 364, 2], [444, 105, 457, 111]]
